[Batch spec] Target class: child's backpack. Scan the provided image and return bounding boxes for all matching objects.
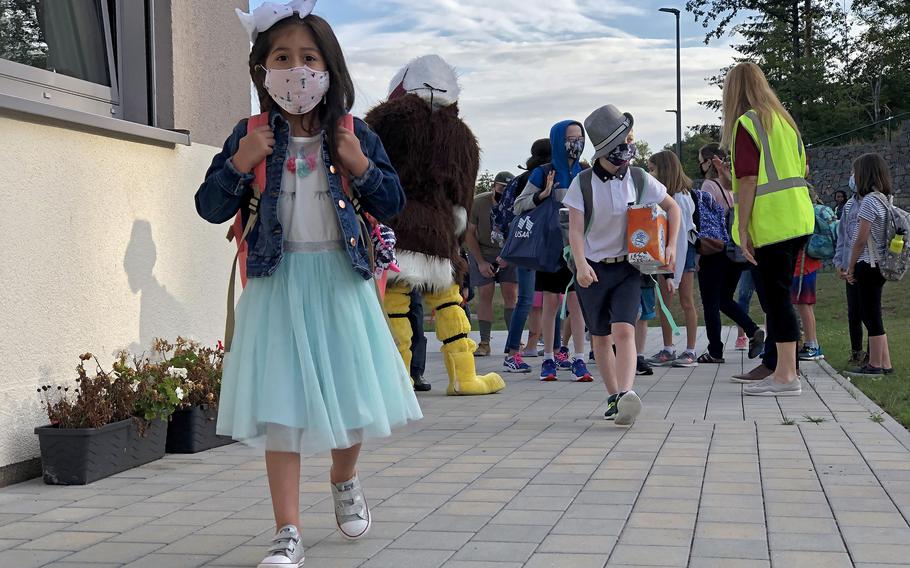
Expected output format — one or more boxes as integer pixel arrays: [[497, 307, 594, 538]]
[[691, 189, 727, 255], [224, 113, 396, 351], [805, 203, 838, 261], [491, 170, 531, 246], [559, 166, 646, 272], [866, 191, 910, 281]]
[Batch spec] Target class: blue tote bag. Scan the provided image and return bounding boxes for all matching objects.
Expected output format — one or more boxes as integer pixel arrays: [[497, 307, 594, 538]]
[[500, 197, 565, 273]]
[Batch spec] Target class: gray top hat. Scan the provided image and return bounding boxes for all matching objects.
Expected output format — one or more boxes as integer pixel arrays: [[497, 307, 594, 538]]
[[585, 105, 634, 161]]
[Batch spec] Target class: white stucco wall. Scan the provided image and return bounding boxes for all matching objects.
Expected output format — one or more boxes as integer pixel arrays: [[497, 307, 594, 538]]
[[0, 115, 235, 468]]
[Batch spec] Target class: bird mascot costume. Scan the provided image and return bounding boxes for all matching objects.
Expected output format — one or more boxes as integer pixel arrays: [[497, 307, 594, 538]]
[[365, 55, 505, 396]]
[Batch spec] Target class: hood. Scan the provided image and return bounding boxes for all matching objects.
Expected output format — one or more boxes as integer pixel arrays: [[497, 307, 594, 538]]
[[549, 119, 584, 190]]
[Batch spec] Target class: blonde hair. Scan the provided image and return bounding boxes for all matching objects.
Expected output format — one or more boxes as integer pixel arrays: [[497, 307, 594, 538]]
[[721, 62, 800, 148], [649, 150, 692, 196]]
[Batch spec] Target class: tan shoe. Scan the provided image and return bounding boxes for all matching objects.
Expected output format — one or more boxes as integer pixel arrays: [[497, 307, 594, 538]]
[[474, 342, 491, 357], [731, 364, 773, 383]]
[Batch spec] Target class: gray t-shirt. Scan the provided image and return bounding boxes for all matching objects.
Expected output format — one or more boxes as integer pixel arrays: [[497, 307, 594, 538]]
[[857, 193, 890, 264]]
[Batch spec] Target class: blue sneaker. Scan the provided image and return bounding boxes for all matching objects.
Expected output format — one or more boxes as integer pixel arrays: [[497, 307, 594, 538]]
[[798, 345, 825, 361], [540, 359, 558, 382], [555, 346, 572, 369], [503, 354, 532, 374], [571, 358, 593, 382]]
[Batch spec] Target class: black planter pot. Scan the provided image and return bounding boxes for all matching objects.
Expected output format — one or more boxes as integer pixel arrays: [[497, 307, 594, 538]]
[[35, 418, 167, 485], [165, 405, 233, 454]]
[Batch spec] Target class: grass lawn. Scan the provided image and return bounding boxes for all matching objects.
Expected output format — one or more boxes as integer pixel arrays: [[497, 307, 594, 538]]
[[457, 269, 910, 430]]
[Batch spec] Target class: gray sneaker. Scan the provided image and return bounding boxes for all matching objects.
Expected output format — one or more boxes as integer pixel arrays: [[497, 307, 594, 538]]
[[259, 525, 304, 567], [743, 377, 802, 397], [672, 352, 699, 368], [646, 350, 677, 367], [332, 474, 371, 540], [615, 390, 642, 426]]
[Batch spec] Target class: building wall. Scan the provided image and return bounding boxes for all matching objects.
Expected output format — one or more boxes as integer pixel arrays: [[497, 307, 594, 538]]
[[171, 0, 251, 147], [808, 128, 910, 207], [0, 1, 251, 479]]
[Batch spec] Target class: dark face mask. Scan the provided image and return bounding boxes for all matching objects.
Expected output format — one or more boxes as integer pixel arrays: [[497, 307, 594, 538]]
[[606, 143, 637, 167]]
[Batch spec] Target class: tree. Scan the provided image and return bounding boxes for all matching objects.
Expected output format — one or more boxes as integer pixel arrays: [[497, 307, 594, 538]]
[[475, 171, 494, 195], [631, 140, 653, 169], [663, 130, 717, 180], [0, 0, 47, 69]]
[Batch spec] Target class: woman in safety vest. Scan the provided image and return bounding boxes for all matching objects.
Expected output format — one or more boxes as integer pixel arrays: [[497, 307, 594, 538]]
[[713, 62, 815, 397]]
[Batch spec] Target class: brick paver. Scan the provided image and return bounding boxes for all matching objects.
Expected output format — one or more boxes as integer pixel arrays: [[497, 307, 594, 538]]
[[2, 328, 910, 567]]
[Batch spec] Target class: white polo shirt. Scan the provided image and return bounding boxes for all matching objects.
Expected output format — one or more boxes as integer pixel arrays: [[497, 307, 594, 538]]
[[562, 165, 668, 261]]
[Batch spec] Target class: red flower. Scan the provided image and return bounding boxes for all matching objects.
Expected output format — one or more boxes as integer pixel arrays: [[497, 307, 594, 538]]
[[216, 340, 224, 351]]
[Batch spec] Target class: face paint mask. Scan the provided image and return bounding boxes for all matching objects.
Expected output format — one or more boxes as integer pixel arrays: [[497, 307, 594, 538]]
[[606, 143, 637, 167], [848, 174, 856, 193], [263, 65, 330, 115], [565, 138, 585, 160]]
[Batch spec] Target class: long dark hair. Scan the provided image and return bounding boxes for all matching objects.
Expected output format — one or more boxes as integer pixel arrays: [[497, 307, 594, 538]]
[[249, 15, 355, 164], [852, 153, 892, 197], [698, 142, 727, 180]]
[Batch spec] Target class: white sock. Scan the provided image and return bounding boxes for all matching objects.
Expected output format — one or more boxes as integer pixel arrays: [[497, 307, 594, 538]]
[[664, 346, 675, 352], [573, 353, 585, 361], [544, 352, 554, 361], [685, 348, 696, 356]]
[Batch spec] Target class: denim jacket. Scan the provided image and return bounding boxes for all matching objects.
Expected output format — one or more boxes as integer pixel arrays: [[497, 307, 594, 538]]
[[833, 195, 860, 270], [195, 109, 405, 280]]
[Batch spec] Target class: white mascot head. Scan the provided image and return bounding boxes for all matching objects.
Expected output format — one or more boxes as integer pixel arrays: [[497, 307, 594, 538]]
[[387, 55, 461, 108]]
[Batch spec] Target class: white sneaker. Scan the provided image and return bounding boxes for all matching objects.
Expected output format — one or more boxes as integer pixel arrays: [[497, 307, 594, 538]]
[[615, 391, 642, 426], [332, 475, 371, 540], [258, 525, 304, 567]]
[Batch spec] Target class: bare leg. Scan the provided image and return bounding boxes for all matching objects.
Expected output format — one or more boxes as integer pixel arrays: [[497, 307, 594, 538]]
[[541, 292, 560, 357], [525, 306, 543, 352], [679, 273, 698, 351], [266, 451, 301, 530], [797, 304, 817, 343], [772, 341, 799, 383], [562, 312, 573, 348], [592, 334, 618, 394], [475, 284, 495, 329], [613, 323, 637, 393], [635, 319, 648, 355], [657, 277, 673, 348], [501, 282, 518, 310], [330, 444, 362, 484], [568, 292, 587, 355], [869, 335, 891, 369]]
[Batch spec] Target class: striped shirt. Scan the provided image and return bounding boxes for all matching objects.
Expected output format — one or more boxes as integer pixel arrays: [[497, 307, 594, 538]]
[[847, 194, 890, 264]]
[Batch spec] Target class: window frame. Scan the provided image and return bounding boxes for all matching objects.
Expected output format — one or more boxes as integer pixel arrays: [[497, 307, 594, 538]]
[[0, 0, 121, 118]]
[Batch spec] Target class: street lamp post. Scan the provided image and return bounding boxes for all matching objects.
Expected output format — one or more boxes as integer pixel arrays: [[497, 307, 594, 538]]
[[659, 7, 682, 159]]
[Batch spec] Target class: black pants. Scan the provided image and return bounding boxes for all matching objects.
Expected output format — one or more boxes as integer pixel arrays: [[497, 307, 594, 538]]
[[698, 253, 759, 358], [855, 262, 886, 337], [753, 236, 807, 371], [845, 281, 865, 352], [407, 289, 428, 378]]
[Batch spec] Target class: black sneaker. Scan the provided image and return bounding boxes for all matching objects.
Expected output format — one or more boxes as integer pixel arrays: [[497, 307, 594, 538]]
[[846, 364, 884, 378], [636, 355, 653, 376], [412, 376, 432, 391], [604, 393, 620, 420], [748, 330, 766, 360], [884, 367, 895, 375]]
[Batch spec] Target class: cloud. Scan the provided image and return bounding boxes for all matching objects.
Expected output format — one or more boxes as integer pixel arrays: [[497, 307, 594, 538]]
[[329, 1, 736, 174]]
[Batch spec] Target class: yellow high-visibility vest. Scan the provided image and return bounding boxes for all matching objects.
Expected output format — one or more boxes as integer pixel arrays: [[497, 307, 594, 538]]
[[732, 110, 814, 248]]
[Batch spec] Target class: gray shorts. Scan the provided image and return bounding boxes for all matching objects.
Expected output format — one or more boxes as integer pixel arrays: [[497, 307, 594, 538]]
[[468, 253, 518, 286], [574, 261, 642, 336]]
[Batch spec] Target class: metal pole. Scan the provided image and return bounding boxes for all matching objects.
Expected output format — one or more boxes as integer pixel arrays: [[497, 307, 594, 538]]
[[660, 8, 683, 158], [675, 12, 682, 159]]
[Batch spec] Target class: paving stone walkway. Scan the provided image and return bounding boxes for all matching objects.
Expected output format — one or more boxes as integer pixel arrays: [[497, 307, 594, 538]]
[[3, 328, 910, 567]]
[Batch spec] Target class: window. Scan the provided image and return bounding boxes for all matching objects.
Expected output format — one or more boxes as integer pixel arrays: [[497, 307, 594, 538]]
[[0, 0, 175, 135], [0, 0, 119, 117]]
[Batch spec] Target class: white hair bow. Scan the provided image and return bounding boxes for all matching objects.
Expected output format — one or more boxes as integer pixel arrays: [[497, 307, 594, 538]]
[[236, 0, 317, 43]]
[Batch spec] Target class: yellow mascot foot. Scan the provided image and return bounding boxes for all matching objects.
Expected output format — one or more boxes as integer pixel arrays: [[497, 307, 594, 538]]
[[444, 350, 506, 396]]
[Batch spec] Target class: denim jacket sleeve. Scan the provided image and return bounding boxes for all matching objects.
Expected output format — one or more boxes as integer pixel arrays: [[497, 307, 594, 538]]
[[351, 118, 406, 223], [195, 120, 255, 224]]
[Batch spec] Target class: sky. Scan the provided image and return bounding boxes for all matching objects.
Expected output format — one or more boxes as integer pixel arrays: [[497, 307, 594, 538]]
[[248, 0, 739, 175]]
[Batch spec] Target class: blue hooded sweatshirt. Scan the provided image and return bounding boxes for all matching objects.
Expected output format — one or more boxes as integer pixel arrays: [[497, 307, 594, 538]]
[[513, 120, 584, 214]]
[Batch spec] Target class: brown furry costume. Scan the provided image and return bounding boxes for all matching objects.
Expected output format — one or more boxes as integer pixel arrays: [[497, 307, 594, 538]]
[[363, 59, 504, 397], [365, 94, 478, 288]]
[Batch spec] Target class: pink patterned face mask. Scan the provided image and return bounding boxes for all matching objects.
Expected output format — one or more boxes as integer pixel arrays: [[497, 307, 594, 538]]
[[263, 65, 330, 115]]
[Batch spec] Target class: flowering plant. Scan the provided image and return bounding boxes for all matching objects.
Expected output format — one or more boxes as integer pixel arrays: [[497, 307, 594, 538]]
[[39, 353, 139, 429], [148, 337, 224, 411]]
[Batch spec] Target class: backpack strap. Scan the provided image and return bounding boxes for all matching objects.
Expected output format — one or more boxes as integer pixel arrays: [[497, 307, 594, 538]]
[[630, 166, 647, 205], [225, 112, 269, 352], [580, 168, 595, 235]]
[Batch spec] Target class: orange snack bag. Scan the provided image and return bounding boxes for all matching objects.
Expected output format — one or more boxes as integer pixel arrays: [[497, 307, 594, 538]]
[[627, 204, 670, 274]]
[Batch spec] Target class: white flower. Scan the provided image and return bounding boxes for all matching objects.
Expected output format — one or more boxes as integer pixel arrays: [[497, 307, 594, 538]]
[[175, 387, 185, 401], [167, 366, 188, 379], [130, 380, 140, 392]]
